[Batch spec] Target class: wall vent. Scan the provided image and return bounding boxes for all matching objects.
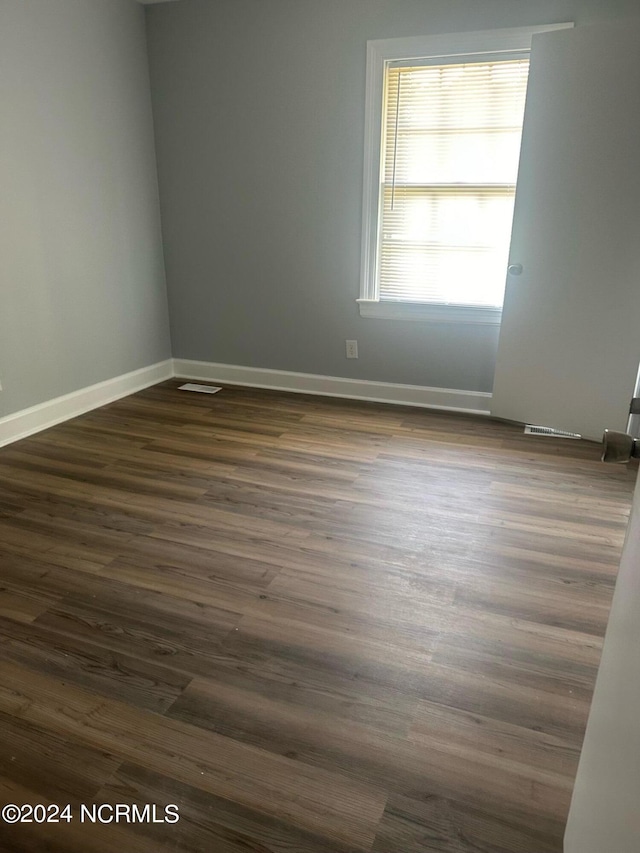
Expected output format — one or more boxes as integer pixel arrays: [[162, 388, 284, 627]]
[[524, 424, 581, 439], [178, 383, 222, 394]]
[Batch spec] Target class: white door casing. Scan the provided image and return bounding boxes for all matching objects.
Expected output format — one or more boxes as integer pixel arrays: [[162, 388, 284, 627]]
[[565, 460, 640, 851]]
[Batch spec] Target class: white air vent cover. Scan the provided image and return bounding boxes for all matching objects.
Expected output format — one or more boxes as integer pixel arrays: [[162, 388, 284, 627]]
[[524, 424, 581, 439], [178, 383, 222, 394]]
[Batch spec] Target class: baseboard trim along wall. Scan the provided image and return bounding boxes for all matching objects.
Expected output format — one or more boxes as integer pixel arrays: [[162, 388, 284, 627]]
[[0, 358, 492, 448], [0, 360, 174, 448], [173, 359, 493, 416]]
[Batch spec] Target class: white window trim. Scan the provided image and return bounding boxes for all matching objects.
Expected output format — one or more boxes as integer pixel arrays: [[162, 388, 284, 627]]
[[358, 23, 573, 323]]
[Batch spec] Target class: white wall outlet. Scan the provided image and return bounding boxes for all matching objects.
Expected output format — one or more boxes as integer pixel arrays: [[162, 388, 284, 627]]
[[346, 340, 358, 359]]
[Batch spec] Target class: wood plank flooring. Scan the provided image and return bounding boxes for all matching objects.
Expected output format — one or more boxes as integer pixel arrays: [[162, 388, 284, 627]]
[[0, 380, 635, 852]]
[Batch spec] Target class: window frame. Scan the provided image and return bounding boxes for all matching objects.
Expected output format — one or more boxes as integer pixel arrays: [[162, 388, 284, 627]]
[[358, 24, 573, 323]]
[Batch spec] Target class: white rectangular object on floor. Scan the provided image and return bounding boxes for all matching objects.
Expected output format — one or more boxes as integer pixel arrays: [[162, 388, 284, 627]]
[[178, 383, 222, 394], [524, 425, 581, 439]]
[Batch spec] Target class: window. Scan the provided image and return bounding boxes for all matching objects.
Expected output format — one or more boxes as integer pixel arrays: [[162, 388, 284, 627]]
[[358, 25, 572, 323]]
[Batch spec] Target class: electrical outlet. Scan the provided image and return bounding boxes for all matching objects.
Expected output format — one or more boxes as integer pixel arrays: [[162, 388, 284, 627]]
[[346, 340, 358, 359]]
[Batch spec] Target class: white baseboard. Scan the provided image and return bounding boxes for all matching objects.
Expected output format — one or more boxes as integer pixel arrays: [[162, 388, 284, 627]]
[[0, 360, 173, 448], [173, 359, 492, 415], [0, 358, 492, 449]]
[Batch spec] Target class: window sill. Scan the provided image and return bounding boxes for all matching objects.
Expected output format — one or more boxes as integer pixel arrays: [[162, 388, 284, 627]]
[[357, 300, 502, 324]]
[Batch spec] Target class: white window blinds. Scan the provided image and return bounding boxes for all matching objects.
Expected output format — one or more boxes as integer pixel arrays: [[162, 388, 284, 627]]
[[378, 57, 530, 308]]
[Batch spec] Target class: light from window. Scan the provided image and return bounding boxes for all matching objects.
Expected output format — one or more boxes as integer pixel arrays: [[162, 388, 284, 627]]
[[378, 57, 530, 309]]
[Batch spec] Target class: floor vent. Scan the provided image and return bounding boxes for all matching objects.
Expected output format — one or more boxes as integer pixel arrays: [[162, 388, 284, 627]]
[[524, 424, 581, 439], [178, 383, 222, 394]]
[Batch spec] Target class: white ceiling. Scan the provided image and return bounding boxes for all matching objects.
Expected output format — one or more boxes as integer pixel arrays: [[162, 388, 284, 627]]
[[137, 1, 179, 5]]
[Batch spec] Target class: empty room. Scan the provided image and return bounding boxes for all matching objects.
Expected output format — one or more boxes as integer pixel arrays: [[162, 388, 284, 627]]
[[2, 0, 640, 851]]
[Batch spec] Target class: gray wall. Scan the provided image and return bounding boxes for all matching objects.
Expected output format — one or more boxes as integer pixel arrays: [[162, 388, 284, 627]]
[[146, 0, 640, 393], [0, 0, 171, 418]]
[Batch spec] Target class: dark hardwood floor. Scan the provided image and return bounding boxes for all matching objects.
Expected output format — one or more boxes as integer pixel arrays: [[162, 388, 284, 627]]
[[0, 379, 635, 852]]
